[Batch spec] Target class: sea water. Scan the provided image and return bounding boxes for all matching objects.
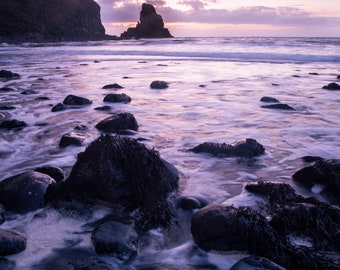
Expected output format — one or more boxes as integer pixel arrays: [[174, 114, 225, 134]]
[[0, 37, 339, 269]]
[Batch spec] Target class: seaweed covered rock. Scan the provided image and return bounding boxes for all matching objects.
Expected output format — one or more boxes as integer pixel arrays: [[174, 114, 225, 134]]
[[47, 135, 179, 230], [0, 228, 26, 256], [0, 171, 55, 213], [292, 159, 340, 205], [190, 138, 265, 158]]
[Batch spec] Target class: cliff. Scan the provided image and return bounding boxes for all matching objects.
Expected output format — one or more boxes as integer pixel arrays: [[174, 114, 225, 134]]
[[120, 3, 173, 39], [0, 0, 115, 43]]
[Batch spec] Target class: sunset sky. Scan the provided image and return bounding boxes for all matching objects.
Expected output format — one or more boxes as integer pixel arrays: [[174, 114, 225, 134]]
[[96, 0, 340, 37]]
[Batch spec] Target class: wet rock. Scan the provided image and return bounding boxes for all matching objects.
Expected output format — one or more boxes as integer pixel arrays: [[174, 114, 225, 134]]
[[0, 228, 26, 256], [0, 70, 20, 79], [59, 132, 86, 147], [95, 112, 138, 133], [34, 166, 65, 183], [0, 87, 16, 92], [0, 119, 27, 130], [0, 171, 55, 213], [175, 195, 209, 211], [292, 159, 340, 205], [74, 124, 88, 131], [91, 221, 138, 261], [20, 89, 38, 95], [190, 138, 265, 158], [322, 82, 340, 90], [150, 80, 169, 89], [269, 203, 340, 251], [230, 256, 286, 270], [302, 156, 324, 163], [245, 181, 303, 204], [94, 105, 111, 111], [260, 96, 280, 103], [51, 103, 66, 112], [261, 103, 295, 110], [120, 3, 173, 39], [63, 94, 92, 106], [102, 83, 123, 89], [47, 135, 179, 230], [0, 258, 15, 270], [103, 93, 131, 103], [191, 204, 286, 264], [0, 105, 16, 110]]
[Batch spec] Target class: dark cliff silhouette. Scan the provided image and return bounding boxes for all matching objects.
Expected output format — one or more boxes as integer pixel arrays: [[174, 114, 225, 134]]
[[120, 3, 173, 39]]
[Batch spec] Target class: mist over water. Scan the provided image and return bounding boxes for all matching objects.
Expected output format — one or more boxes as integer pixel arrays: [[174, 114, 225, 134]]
[[0, 37, 339, 269]]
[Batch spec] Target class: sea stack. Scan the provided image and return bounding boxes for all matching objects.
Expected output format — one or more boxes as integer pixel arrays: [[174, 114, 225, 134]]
[[0, 0, 114, 43], [120, 3, 173, 39]]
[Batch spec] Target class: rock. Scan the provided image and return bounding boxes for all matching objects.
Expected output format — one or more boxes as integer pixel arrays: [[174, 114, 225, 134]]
[[190, 138, 265, 158], [0, 210, 5, 224], [94, 105, 111, 111], [102, 83, 123, 89], [91, 221, 138, 261], [337, 75, 340, 79], [0, 171, 55, 213], [230, 256, 286, 270], [0, 105, 16, 110], [51, 103, 66, 112], [191, 204, 287, 265], [47, 135, 179, 230], [150, 80, 169, 89], [261, 104, 295, 110], [174, 195, 209, 211], [0, 258, 15, 270], [0, 87, 16, 92], [0, 0, 114, 43], [103, 93, 131, 103], [302, 156, 323, 163], [0, 119, 27, 130], [322, 82, 340, 90], [95, 112, 138, 133], [0, 228, 26, 256], [120, 3, 173, 39], [63, 95, 92, 106], [20, 89, 38, 95], [292, 159, 340, 205], [34, 166, 65, 183], [269, 203, 340, 251], [245, 181, 303, 204], [59, 132, 86, 147], [260, 96, 280, 103], [0, 70, 20, 79], [74, 124, 88, 131]]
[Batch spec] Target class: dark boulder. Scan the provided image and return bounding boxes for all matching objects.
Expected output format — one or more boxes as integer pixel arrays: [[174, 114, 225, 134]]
[[174, 195, 209, 211], [191, 204, 287, 265], [230, 256, 286, 270], [102, 83, 124, 89], [51, 103, 66, 112], [0, 228, 26, 256], [190, 138, 265, 158], [0, 0, 110, 43], [245, 181, 303, 204], [0, 70, 20, 79], [91, 221, 138, 261], [150, 80, 169, 89], [59, 132, 86, 147], [292, 159, 340, 205], [34, 166, 65, 183], [120, 3, 173, 39], [0, 171, 55, 213], [46, 135, 179, 230], [0, 119, 27, 130], [261, 104, 295, 110], [302, 155, 324, 163], [103, 93, 131, 103], [95, 112, 138, 133], [322, 82, 340, 90], [63, 95, 92, 106], [260, 96, 280, 103]]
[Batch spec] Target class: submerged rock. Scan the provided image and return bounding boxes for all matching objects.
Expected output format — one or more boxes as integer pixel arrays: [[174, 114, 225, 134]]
[[102, 83, 124, 89], [292, 159, 340, 205], [322, 82, 340, 90], [190, 138, 265, 158], [0, 228, 26, 256], [261, 103, 295, 110], [103, 93, 131, 103], [95, 112, 138, 133], [91, 221, 138, 261], [47, 135, 179, 230], [0, 119, 27, 130], [63, 95, 92, 106], [120, 3, 173, 39], [0, 70, 20, 79], [0, 258, 15, 270], [0, 171, 55, 213]]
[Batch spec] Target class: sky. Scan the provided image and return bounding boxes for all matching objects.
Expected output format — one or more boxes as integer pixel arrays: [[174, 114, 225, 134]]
[[95, 0, 340, 37]]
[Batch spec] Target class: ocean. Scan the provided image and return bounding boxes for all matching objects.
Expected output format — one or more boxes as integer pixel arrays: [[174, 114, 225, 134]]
[[0, 37, 339, 269]]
